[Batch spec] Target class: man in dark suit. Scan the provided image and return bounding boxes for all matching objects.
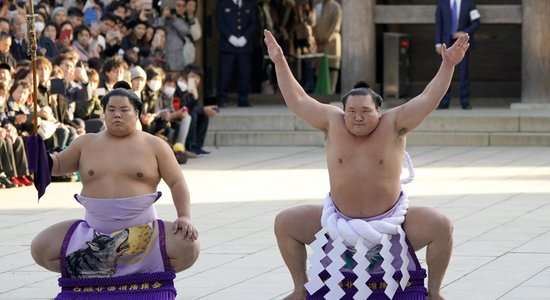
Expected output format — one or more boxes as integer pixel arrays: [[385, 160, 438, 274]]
[[215, 0, 257, 107], [435, 0, 480, 109]]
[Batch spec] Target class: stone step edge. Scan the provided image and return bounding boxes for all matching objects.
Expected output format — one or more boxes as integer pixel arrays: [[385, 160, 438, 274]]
[[204, 131, 550, 147]]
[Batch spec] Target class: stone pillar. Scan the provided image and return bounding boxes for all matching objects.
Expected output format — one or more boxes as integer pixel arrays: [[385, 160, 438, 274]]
[[341, 0, 375, 93], [522, 0, 550, 104]]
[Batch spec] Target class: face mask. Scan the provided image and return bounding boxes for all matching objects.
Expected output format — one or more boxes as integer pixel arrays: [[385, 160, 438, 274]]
[[35, 22, 45, 33], [147, 80, 162, 91], [163, 86, 176, 97], [177, 81, 187, 92]]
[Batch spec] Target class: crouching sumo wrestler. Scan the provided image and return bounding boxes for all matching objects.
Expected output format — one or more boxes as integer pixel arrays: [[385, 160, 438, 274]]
[[30, 88, 199, 299], [265, 29, 469, 300]]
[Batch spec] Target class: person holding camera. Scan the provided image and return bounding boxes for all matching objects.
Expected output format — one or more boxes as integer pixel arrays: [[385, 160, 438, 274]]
[[156, 0, 191, 73], [36, 56, 80, 152]]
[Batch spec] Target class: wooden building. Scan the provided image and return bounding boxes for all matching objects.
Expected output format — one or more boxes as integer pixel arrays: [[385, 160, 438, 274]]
[[199, 0, 550, 106]]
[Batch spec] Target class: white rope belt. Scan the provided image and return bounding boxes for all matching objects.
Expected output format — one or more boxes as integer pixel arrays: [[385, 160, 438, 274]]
[[305, 152, 415, 299]]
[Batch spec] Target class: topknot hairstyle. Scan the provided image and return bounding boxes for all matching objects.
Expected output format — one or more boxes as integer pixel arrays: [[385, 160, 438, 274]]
[[100, 86, 143, 116], [341, 81, 383, 109]]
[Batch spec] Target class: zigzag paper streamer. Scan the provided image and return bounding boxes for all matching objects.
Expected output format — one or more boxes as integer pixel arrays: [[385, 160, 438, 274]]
[[380, 234, 398, 298], [398, 226, 410, 291], [352, 237, 372, 300], [305, 227, 329, 294], [325, 236, 346, 299]]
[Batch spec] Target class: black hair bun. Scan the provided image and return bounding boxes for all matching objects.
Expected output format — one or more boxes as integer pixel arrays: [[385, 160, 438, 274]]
[[353, 81, 370, 89]]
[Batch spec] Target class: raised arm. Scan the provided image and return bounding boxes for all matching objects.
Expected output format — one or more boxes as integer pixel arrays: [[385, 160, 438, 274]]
[[390, 34, 470, 134], [264, 30, 335, 131]]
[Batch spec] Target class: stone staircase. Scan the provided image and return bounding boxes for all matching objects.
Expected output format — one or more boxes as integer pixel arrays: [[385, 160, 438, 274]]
[[204, 103, 550, 147]]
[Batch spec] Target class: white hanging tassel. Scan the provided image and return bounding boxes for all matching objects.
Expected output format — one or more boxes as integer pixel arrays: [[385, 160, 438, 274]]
[[400, 151, 415, 184]]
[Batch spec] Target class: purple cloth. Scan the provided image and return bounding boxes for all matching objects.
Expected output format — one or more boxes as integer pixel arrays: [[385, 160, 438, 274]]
[[74, 192, 160, 233], [57, 219, 176, 299], [323, 192, 415, 273], [60, 193, 168, 278], [311, 192, 427, 299], [306, 269, 427, 300], [56, 271, 177, 299], [332, 191, 404, 222], [25, 134, 51, 201]]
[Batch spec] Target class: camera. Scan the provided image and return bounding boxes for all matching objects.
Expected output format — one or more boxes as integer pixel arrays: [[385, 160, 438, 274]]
[[170, 7, 177, 15]]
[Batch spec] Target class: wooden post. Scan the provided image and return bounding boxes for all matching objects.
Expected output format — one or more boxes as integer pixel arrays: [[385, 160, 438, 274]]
[[341, 0, 375, 94], [522, 0, 550, 104]]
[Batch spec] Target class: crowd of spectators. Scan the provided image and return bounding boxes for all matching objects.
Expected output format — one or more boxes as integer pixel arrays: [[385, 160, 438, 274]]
[[0, 0, 208, 188], [0, 0, 341, 189]]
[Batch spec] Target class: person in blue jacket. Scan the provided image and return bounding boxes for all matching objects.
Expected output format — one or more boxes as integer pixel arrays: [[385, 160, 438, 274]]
[[435, 0, 480, 109], [215, 0, 257, 107]]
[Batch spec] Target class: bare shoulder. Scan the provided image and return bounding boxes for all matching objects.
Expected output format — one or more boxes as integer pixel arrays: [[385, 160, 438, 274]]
[[326, 104, 345, 122], [141, 131, 172, 152], [380, 107, 400, 126], [68, 132, 98, 149], [374, 108, 405, 137]]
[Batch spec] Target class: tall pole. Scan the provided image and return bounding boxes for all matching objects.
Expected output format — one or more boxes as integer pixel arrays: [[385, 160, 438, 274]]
[[26, 0, 38, 133], [341, 0, 375, 93], [522, 0, 550, 105]]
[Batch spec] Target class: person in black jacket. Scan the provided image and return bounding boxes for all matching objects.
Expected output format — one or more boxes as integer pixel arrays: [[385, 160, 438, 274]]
[[215, 0, 257, 107], [174, 64, 217, 156]]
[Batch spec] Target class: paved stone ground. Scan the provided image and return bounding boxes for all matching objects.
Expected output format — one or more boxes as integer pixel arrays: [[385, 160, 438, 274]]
[[1, 146, 549, 300]]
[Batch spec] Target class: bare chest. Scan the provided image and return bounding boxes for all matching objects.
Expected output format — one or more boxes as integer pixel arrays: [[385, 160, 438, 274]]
[[79, 144, 159, 182]]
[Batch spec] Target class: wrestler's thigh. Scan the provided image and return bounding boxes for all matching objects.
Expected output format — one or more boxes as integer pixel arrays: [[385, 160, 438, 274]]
[[162, 221, 200, 272], [403, 206, 453, 251], [31, 219, 79, 271], [274, 205, 323, 245]]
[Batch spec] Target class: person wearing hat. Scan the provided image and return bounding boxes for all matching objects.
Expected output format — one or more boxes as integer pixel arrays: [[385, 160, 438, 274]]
[[51, 6, 68, 26], [215, 0, 257, 107], [129, 65, 147, 99]]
